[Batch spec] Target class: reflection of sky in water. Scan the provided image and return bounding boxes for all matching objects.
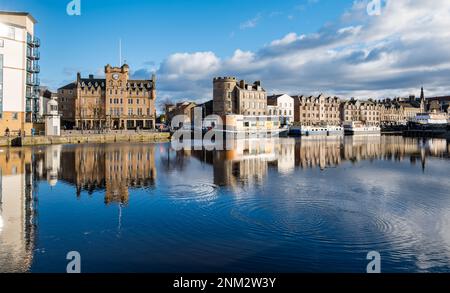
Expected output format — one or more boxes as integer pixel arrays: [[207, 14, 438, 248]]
[[0, 137, 449, 272]]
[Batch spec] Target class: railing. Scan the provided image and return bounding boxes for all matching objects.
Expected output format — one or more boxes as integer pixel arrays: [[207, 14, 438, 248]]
[[27, 35, 40, 47], [26, 77, 40, 86], [26, 63, 40, 73], [27, 50, 40, 60]]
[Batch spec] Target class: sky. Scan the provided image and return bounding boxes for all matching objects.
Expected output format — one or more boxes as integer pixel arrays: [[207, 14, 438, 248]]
[[1, 0, 450, 107]]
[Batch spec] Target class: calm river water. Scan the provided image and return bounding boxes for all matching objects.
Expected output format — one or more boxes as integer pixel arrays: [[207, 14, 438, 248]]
[[0, 136, 449, 272]]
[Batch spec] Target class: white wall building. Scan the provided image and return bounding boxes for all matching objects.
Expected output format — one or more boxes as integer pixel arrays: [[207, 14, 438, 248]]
[[45, 97, 61, 136], [267, 94, 294, 126], [0, 11, 40, 135]]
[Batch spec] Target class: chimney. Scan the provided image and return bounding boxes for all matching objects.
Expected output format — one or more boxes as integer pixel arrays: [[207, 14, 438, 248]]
[[240, 80, 245, 89]]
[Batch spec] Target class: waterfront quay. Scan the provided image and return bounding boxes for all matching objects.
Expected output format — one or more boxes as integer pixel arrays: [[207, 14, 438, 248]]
[[0, 130, 170, 147]]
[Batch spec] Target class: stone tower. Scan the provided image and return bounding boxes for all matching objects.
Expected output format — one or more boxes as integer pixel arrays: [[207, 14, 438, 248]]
[[213, 77, 238, 115], [420, 87, 426, 113]]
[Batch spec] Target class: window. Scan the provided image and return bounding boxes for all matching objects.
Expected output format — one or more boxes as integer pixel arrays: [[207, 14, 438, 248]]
[[0, 26, 14, 39], [128, 109, 133, 115], [12, 113, 18, 120], [0, 39, 3, 47]]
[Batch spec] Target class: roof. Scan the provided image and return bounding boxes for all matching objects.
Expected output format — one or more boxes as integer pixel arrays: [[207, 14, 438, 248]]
[[58, 77, 155, 91], [0, 11, 37, 24], [59, 82, 77, 90], [427, 96, 450, 102]]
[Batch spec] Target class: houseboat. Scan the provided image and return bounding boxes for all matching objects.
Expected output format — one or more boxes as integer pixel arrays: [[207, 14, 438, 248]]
[[289, 125, 344, 137], [343, 121, 381, 135]]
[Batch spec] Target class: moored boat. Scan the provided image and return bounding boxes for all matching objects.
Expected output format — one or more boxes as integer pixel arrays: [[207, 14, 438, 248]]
[[289, 125, 344, 136], [343, 121, 381, 135]]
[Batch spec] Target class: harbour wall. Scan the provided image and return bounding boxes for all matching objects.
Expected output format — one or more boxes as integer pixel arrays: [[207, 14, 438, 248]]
[[0, 132, 171, 147]]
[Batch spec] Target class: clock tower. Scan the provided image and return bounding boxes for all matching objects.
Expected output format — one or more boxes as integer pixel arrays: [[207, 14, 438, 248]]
[[105, 64, 130, 129]]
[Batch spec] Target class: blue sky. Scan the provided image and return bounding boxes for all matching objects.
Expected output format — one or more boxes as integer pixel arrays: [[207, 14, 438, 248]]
[[2, 0, 450, 105]]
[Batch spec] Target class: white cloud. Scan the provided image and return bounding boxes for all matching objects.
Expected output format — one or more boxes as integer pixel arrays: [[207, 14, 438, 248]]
[[240, 13, 262, 30], [152, 0, 450, 102], [158, 52, 220, 81]]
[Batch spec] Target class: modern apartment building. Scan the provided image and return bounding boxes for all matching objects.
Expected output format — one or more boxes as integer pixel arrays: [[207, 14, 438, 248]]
[[0, 11, 40, 135], [213, 77, 267, 116], [58, 64, 157, 130], [293, 95, 341, 126]]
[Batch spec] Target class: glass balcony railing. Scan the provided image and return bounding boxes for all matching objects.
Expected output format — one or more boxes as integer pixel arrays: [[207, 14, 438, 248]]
[[27, 35, 40, 47], [26, 63, 40, 73], [27, 50, 40, 60], [26, 77, 40, 86]]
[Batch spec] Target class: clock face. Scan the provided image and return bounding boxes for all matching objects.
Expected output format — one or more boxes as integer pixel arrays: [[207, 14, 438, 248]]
[[112, 73, 120, 80]]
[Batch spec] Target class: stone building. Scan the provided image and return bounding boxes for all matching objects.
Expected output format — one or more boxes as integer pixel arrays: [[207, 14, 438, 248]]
[[427, 96, 450, 113], [165, 101, 197, 124], [213, 77, 267, 116], [197, 100, 214, 119], [58, 64, 156, 130], [267, 94, 294, 126], [340, 98, 381, 126], [396, 96, 422, 121], [293, 94, 341, 126], [379, 99, 406, 125]]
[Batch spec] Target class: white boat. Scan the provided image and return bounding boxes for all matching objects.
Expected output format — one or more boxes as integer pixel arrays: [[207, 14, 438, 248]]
[[289, 125, 344, 136], [408, 113, 448, 132], [343, 122, 381, 135]]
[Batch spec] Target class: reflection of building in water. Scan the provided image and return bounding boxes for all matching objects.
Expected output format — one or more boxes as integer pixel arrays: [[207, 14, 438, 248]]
[[188, 139, 278, 187], [0, 148, 35, 272], [295, 138, 342, 170], [213, 140, 275, 187], [343, 135, 382, 162], [104, 145, 157, 204], [343, 136, 449, 163], [273, 139, 296, 174], [45, 145, 61, 186], [59, 144, 157, 204], [188, 137, 449, 187]]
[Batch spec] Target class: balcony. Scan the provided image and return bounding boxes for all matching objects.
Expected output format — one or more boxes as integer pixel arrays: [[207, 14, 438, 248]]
[[27, 35, 41, 47], [26, 63, 40, 73], [27, 50, 40, 60], [26, 77, 40, 86]]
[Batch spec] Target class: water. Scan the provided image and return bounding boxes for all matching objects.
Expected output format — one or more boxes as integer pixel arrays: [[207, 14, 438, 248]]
[[0, 136, 449, 273]]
